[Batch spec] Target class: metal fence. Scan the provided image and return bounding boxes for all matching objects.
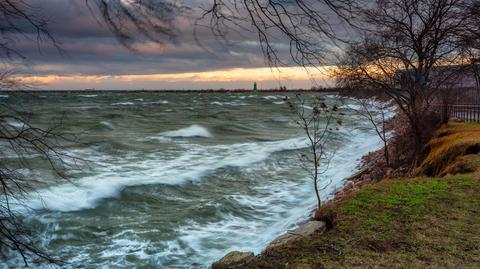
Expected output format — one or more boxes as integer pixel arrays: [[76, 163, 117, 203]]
[[447, 104, 480, 123], [429, 86, 480, 123]]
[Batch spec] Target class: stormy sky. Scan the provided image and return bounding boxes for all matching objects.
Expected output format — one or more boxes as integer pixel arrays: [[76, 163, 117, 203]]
[[7, 0, 340, 90]]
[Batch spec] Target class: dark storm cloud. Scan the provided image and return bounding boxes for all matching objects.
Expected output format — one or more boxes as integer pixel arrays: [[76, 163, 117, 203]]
[[4, 0, 348, 86], [6, 0, 278, 77]]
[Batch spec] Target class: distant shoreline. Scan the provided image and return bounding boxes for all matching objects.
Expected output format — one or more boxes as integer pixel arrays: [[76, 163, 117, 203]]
[[0, 88, 341, 94]]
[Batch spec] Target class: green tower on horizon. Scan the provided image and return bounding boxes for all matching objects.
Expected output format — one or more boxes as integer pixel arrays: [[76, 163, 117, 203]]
[[253, 82, 257, 92]]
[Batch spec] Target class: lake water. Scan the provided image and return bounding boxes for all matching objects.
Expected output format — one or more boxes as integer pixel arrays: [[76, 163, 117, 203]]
[[1, 92, 381, 268]]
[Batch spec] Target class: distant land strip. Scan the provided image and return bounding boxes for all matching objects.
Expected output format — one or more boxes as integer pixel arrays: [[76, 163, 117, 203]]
[[0, 88, 342, 93]]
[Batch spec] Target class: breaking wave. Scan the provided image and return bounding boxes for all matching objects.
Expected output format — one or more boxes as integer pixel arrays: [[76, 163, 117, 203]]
[[159, 124, 213, 138], [22, 137, 309, 212]]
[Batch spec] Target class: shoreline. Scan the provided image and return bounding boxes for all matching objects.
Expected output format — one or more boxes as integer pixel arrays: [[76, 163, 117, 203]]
[[211, 102, 397, 268], [211, 147, 385, 268]]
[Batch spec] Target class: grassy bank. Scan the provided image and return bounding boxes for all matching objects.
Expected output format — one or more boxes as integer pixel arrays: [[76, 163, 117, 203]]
[[243, 122, 480, 268]]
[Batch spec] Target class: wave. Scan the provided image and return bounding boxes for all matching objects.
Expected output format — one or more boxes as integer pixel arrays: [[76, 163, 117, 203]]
[[237, 95, 256, 99], [0, 95, 9, 98], [79, 94, 98, 98], [142, 100, 169, 105], [7, 120, 27, 129], [211, 101, 247, 106], [21, 137, 309, 212], [112, 102, 135, 106], [159, 124, 213, 138], [98, 121, 114, 130]]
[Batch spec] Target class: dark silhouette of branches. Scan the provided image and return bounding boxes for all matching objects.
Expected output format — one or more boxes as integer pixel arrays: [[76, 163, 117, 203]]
[[459, 1, 480, 92], [0, 0, 60, 60], [198, 0, 356, 67], [0, 79, 84, 266], [85, 0, 186, 49]]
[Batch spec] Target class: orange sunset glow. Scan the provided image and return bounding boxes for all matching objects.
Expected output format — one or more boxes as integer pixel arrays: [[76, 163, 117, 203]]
[[16, 66, 336, 90]]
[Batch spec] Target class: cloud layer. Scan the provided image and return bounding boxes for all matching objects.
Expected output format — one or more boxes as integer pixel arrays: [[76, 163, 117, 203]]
[[4, 0, 336, 90]]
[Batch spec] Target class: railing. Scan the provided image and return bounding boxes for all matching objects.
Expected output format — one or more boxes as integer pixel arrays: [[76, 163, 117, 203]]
[[447, 104, 480, 123], [431, 104, 480, 123]]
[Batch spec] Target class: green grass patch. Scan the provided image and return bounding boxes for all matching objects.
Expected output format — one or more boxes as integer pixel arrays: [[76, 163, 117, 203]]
[[247, 173, 480, 269]]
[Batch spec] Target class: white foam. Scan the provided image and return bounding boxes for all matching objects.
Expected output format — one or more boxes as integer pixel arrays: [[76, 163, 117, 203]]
[[159, 124, 213, 138], [0, 94, 9, 98], [99, 121, 114, 130], [112, 102, 134, 106], [143, 100, 169, 105], [7, 120, 26, 129], [100, 238, 150, 259], [21, 137, 309, 212], [302, 105, 313, 110], [79, 94, 98, 98], [211, 101, 246, 106]]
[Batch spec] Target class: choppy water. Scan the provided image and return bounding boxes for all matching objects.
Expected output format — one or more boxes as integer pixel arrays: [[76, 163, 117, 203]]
[[1, 92, 381, 268]]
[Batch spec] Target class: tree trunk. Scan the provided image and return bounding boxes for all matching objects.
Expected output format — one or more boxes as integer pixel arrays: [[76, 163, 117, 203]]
[[314, 175, 321, 209], [442, 95, 449, 124], [313, 146, 321, 209], [410, 115, 424, 167], [383, 141, 390, 167]]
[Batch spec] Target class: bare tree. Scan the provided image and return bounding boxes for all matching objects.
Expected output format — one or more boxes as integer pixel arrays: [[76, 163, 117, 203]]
[[285, 94, 342, 209], [336, 0, 474, 161]]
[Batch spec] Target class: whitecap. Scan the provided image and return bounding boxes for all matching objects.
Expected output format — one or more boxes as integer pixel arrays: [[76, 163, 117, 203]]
[[79, 94, 98, 98], [211, 101, 246, 106], [112, 102, 134, 106], [144, 100, 168, 105], [99, 121, 114, 130], [159, 124, 213, 138], [7, 120, 26, 129]]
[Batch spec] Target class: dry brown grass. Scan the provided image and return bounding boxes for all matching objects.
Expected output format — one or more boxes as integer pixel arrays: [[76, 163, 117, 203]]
[[417, 122, 480, 176]]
